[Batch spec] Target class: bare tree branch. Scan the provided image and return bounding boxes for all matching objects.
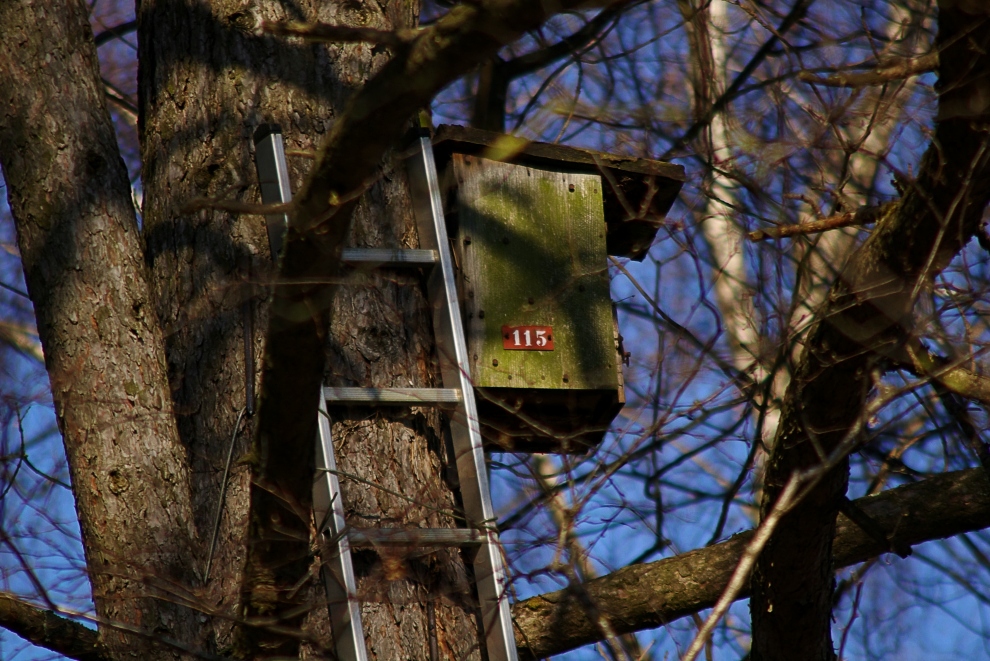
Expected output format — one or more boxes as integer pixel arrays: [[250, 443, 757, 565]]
[[0, 319, 43, 362], [748, 203, 896, 241], [512, 468, 990, 658], [662, 0, 816, 160], [0, 596, 107, 661], [798, 52, 937, 88], [5, 469, 989, 661], [682, 477, 800, 661], [93, 20, 136, 47], [473, 0, 640, 131], [900, 340, 990, 407]]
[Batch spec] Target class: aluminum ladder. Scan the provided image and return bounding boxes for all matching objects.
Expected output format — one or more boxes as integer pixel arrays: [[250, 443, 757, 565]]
[[254, 124, 518, 661]]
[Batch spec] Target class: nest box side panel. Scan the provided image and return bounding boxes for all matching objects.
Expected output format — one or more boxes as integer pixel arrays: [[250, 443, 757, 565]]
[[450, 154, 618, 394]]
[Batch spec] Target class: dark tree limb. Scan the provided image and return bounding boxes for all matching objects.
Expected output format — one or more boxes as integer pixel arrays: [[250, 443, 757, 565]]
[[472, 0, 640, 131], [262, 20, 418, 47], [512, 468, 990, 658], [93, 20, 136, 47], [750, 5, 990, 661]]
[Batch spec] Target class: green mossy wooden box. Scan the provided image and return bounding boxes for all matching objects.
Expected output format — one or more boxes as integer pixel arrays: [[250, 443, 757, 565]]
[[433, 127, 684, 454]]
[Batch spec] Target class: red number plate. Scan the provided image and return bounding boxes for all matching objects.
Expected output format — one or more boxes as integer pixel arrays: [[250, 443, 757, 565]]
[[502, 325, 555, 351]]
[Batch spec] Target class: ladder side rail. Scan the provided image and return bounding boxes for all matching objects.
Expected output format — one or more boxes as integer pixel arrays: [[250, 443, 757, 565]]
[[253, 124, 293, 257], [406, 134, 519, 661], [315, 397, 370, 661]]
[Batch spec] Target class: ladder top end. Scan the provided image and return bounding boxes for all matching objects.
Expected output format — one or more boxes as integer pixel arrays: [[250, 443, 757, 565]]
[[254, 123, 283, 145]]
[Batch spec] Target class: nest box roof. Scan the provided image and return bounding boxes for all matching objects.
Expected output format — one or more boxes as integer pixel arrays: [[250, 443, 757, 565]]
[[432, 125, 686, 261]]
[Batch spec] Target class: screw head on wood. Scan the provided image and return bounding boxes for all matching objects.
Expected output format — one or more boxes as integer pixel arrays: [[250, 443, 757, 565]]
[[492, 358, 499, 367]]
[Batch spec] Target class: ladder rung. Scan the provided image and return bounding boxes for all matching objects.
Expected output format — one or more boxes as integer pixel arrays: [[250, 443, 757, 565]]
[[341, 248, 438, 267], [349, 528, 484, 548], [323, 387, 462, 406]]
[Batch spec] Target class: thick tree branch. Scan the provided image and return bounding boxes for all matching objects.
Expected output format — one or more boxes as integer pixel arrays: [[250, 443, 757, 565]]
[[0, 596, 107, 661], [900, 340, 990, 407], [241, 0, 629, 654], [512, 468, 990, 658]]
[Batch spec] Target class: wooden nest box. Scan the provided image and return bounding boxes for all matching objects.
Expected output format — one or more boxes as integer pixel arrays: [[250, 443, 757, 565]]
[[432, 125, 685, 453]]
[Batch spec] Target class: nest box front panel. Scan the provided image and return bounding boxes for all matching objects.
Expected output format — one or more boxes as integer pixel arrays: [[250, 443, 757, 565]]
[[450, 154, 619, 394]]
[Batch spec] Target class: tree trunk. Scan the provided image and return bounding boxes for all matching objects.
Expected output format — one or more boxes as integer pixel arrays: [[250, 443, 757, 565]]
[[322, 154, 483, 661], [138, 0, 483, 656], [0, 0, 197, 656]]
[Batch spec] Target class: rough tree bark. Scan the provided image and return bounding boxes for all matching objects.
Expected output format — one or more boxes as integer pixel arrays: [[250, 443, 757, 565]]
[[0, 0, 197, 657], [135, 0, 477, 656], [750, 4, 990, 660]]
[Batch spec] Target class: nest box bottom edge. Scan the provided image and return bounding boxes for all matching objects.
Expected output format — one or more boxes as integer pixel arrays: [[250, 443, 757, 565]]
[[474, 387, 623, 455]]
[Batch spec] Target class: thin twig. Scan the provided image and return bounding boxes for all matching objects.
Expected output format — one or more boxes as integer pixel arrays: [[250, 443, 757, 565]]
[[104, 80, 138, 124], [93, 19, 136, 47]]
